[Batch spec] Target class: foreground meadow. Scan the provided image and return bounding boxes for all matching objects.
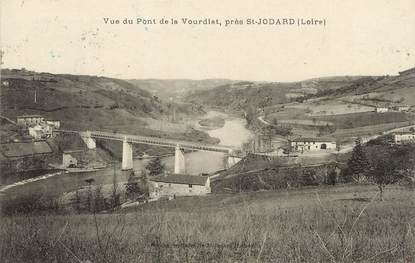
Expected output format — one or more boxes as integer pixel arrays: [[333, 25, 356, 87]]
[[1, 184, 414, 263]]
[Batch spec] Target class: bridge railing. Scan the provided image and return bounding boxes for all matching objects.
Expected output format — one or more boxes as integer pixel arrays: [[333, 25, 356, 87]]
[[57, 129, 236, 153]]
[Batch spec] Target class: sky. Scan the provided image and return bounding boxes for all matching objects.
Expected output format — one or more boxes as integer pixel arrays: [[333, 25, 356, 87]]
[[1, 0, 415, 81]]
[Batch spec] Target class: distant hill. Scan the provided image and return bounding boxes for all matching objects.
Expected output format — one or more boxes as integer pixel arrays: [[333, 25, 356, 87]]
[[184, 68, 415, 111], [183, 78, 368, 111], [126, 79, 239, 100], [0, 69, 205, 135]]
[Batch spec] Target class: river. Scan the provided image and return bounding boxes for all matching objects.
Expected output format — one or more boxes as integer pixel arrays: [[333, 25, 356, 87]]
[[1, 111, 252, 199]]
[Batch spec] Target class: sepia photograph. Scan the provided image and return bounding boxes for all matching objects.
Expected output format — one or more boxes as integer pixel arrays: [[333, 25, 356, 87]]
[[1, 0, 414, 262]]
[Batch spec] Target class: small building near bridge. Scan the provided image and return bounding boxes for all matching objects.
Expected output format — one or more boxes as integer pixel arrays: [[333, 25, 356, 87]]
[[393, 131, 415, 144], [46, 120, 61, 129], [149, 173, 211, 198], [62, 150, 83, 168], [394, 105, 410, 112], [375, 107, 389, 113], [0, 141, 53, 174], [17, 115, 44, 126], [290, 138, 336, 152], [2, 80, 10, 87]]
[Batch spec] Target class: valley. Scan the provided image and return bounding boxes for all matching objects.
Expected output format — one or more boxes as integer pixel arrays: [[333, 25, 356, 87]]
[[1, 67, 415, 263]]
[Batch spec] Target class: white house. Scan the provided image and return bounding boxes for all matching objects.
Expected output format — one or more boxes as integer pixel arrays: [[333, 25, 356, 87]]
[[2, 80, 10, 87], [17, 115, 45, 126], [62, 151, 79, 168], [396, 105, 410, 112], [149, 173, 211, 198], [393, 132, 415, 144], [375, 107, 389, 113], [46, 120, 61, 129], [290, 138, 336, 152], [28, 124, 53, 139], [28, 125, 45, 139]]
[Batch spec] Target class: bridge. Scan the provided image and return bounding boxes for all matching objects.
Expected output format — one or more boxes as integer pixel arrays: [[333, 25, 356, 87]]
[[54, 130, 242, 173]]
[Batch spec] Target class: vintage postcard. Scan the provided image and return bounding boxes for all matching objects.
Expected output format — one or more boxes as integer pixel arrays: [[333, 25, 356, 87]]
[[1, 0, 414, 262]]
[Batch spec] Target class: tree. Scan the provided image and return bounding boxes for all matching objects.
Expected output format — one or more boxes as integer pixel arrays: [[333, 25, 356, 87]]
[[366, 145, 412, 201], [146, 157, 165, 176], [139, 170, 150, 200], [367, 157, 399, 201], [94, 185, 106, 212], [110, 164, 120, 209], [346, 138, 370, 182], [73, 189, 82, 212], [245, 106, 256, 127], [125, 171, 141, 200], [326, 169, 338, 185]]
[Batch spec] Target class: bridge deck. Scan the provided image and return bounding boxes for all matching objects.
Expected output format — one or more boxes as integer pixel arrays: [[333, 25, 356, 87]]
[[56, 130, 234, 153]]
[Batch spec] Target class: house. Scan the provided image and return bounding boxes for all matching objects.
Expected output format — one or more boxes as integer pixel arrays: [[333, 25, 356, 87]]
[[0, 141, 53, 174], [393, 131, 415, 144], [290, 138, 336, 152], [2, 80, 10, 87], [16, 115, 45, 126], [375, 107, 388, 113], [62, 150, 82, 168], [46, 120, 61, 129], [395, 105, 410, 112], [149, 173, 211, 198], [28, 124, 52, 139], [28, 125, 44, 139]]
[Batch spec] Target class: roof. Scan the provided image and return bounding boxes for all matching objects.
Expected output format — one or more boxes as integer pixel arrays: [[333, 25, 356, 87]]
[[0, 141, 52, 157], [17, 115, 43, 118], [150, 174, 208, 186], [291, 137, 335, 143], [394, 131, 415, 135], [63, 150, 83, 154]]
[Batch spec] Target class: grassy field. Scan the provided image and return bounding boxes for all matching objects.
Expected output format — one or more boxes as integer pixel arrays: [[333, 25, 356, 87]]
[[285, 101, 374, 116], [1, 184, 414, 262]]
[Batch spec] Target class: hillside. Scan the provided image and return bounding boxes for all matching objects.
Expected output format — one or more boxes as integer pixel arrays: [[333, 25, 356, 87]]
[[0, 69, 207, 134], [0, 69, 220, 167], [184, 77, 378, 112], [127, 78, 238, 100], [185, 69, 415, 112]]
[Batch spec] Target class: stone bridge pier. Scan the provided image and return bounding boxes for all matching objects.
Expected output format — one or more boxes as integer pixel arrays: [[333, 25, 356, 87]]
[[81, 131, 96, 149], [122, 136, 134, 170], [174, 144, 186, 174]]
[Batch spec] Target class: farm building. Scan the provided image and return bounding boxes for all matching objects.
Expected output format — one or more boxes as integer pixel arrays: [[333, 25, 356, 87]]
[[62, 150, 83, 168], [290, 138, 336, 152], [17, 115, 45, 126], [393, 132, 415, 144], [28, 124, 53, 139], [149, 173, 211, 198], [0, 141, 53, 174], [394, 105, 410, 112], [46, 120, 61, 129], [375, 107, 388, 113], [2, 80, 10, 87]]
